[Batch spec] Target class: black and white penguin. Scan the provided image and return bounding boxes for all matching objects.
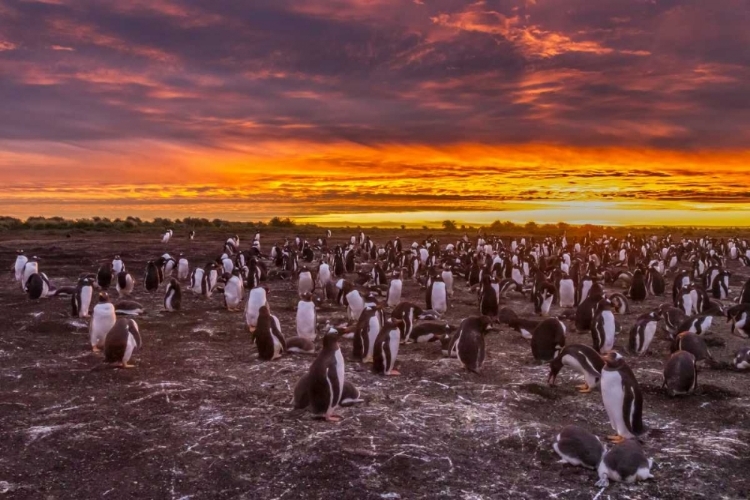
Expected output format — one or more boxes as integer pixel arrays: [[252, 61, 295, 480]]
[[646, 266, 665, 296], [710, 270, 731, 299], [453, 315, 495, 374], [733, 347, 750, 370], [245, 286, 268, 333], [478, 274, 499, 317], [296, 293, 317, 341], [596, 439, 653, 487], [73, 277, 94, 318], [111, 256, 124, 275], [670, 332, 712, 363], [373, 320, 402, 376], [591, 299, 616, 354], [552, 425, 604, 469], [677, 314, 713, 336], [164, 278, 181, 312], [663, 351, 697, 396], [114, 300, 144, 316], [286, 336, 316, 355], [353, 306, 383, 363], [25, 273, 50, 300], [726, 303, 750, 338], [90, 292, 116, 351], [103, 318, 142, 368], [628, 311, 659, 356], [116, 271, 134, 297], [738, 277, 750, 304], [677, 284, 694, 316], [144, 261, 161, 292], [558, 273, 575, 308], [534, 282, 556, 317], [13, 250, 28, 282], [223, 271, 244, 311], [189, 267, 205, 294], [608, 292, 630, 315], [20, 257, 39, 291], [97, 262, 113, 290], [177, 255, 189, 280], [391, 302, 423, 343], [302, 330, 346, 421], [293, 373, 362, 410], [532, 317, 567, 362], [548, 344, 604, 393], [576, 275, 594, 306], [161, 229, 173, 244], [628, 269, 647, 302], [408, 322, 454, 344], [600, 352, 645, 442], [253, 306, 286, 361], [659, 304, 687, 338], [298, 267, 314, 298], [345, 287, 365, 323], [575, 284, 604, 332], [386, 271, 403, 308], [189, 230, 195, 241], [426, 274, 448, 316]]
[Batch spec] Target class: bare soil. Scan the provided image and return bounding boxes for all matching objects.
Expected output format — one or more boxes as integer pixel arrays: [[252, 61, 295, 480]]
[[0, 229, 748, 500]]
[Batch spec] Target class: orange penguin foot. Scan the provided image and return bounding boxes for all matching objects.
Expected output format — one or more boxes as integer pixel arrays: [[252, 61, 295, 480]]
[[325, 414, 342, 422], [92, 346, 101, 353], [607, 435, 626, 443], [576, 384, 592, 393], [386, 370, 402, 376]]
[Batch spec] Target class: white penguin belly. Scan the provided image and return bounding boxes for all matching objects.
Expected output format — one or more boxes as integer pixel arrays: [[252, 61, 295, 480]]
[[90, 305, 116, 348], [79, 288, 93, 318], [601, 371, 628, 437], [387, 281, 402, 308], [559, 282, 575, 308], [601, 313, 616, 351], [431, 284, 447, 314], [563, 355, 598, 388], [332, 348, 345, 409], [365, 316, 380, 362], [122, 333, 137, 364], [296, 303, 316, 341], [386, 330, 400, 372], [640, 322, 657, 354]]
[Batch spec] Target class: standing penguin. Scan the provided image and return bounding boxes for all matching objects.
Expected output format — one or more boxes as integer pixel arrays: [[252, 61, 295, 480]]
[[245, 286, 268, 332], [97, 262, 113, 290], [21, 258, 39, 291], [90, 292, 116, 352], [144, 261, 161, 292], [253, 306, 286, 361], [298, 267, 315, 298], [161, 229, 173, 244], [317, 261, 332, 289], [738, 277, 750, 304], [223, 271, 244, 311], [478, 274, 499, 317], [391, 302, 423, 343], [552, 425, 604, 469], [628, 311, 660, 356], [600, 352, 645, 443], [103, 318, 142, 368], [592, 299, 617, 353], [116, 271, 134, 297], [296, 293, 317, 341], [663, 351, 698, 396], [372, 320, 402, 376], [677, 284, 694, 316], [353, 306, 383, 363], [548, 344, 604, 393], [386, 272, 403, 308], [558, 273, 576, 308], [13, 250, 28, 282], [164, 278, 182, 312], [628, 269, 647, 302], [177, 255, 189, 280], [453, 315, 495, 374], [534, 282, 556, 317], [532, 318, 567, 362], [189, 267, 205, 294], [303, 330, 346, 422], [596, 440, 653, 487], [441, 266, 455, 297], [427, 274, 448, 315], [73, 277, 94, 318], [112, 255, 125, 275]]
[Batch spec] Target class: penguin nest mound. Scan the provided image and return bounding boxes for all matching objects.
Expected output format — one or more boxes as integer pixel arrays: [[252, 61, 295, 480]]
[[1, 229, 749, 499]]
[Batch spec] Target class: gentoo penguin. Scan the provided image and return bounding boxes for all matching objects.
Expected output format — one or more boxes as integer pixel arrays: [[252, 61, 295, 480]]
[[245, 286, 268, 333], [677, 284, 693, 316], [116, 271, 134, 297], [164, 278, 181, 312], [13, 250, 28, 282], [596, 439, 653, 487], [552, 425, 604, 469], [535, 282, 556, 317], [25, 273, 50, 300], [90, 292, 116, 351], [575, 284, 604, 332], [189, 230, 195, 241], [670, 332, 712, 363], [427, 274, 448, 316], [286, 336, 316, 355], [608, 292, 630, 315], [373, 320, 402, 375], [592, 299, 616, 354], [576, 275, 594, 306], [303, 330, 346, 421], [391, 302, 423, 343], [317, 262, 332, 289], [353, 306, 383, 363], [628, 269, 647, 302], [677, 314, 712, 336], [558, 274, 575, 308], [738, 277, 750, 304], [663, 351, 697, 396], [548, 344, 604, 393], [386, 272, 403, 308], [646, 266, 665, 296], [253, 306, 286, 361], [21, 258, 39, 290], [733, 347, 750, 370], [103, 318, 142, 368], [628, 311, 659, 356], [659, 304, 687, 338], [532, 318, 567, 362], [114, 300, 144, 316], [144, 261, 161, 292], [97, 262, 113, 289], [346, 288, 365, 323], [441, 266, 455, 297], [177, 256, 189, 280], [453, 315, 495, 374], [600, 352, 645, 442], [189, 267, 205, 294], [161, 229, 173, 244], [727, 303, 750, 338], [408, 322, 453, 344], [479, 275, 499, 317], [112, 256, 124, 275], [296, 293, 317, 341], [298, 267, 314, 298], [73, 277, 94, 318], [223, 271, 244, 311], [204, 263, 220, 292], [293, 369, 363, 409]]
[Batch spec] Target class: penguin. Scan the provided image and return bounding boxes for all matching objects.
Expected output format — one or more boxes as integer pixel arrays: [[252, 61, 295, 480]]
[[677, 284, 693, 316], [608, 292, 630, 315], [628, 269, 647, 302], [90, 292, 116, 351], [710, 270, 731, 299], [646, 267, 665, 296], [296, 292, 317, 341], [103, 318, 142, 368], [164, 278, 181, 312], [672, 271, 690, 305], [596, 440, 653, 487], [114, 300, 145, 316], [293, 373, 362, 410], [663, 351, 697, 396], [478, 274, 499, 317], [391, 302, 423, 343], [576, 275, 593, 306], [353, 306, 382, 363], [253, 306, 286, 361], [552, 425, 604, 469], [670, 332, 712, 363], [733, 347, 750, 370], [116, 271, 134, 297], [161, 229, 173, 244], [497, 278, 524, 298], [591, 299, 616, 354], [245, 286, 268, 333], [372, 320, 402, 375], [286, 336, 316, 355], [177, 256, 189, 280], [73, 277, 94, 318], [600, 352, 645, 442], [223, 271, 244, 311], [21, 258, 39, 290], [204, 263, 220, 292], [97, 263, 113, 289], [144, 261, 161, 292], [628, 311, 659, 356], [726, 303, 750, 338], [189, 230, 195, 241], [659, 304, 687, 338], [303, 330, 346, 421], [453, 315, 495, 374], [548, 344, 604, 393], [676, 314, 712, 336], [25, 273, 50, 300], [317, 262, 332, 289], [408, 322, 454, 344], [441, 266, 455, 297], [13, 250, 28, 282], [532, 317, 567, 362], [558, 274, 575, 308], [298, 267, 315, 298], [427, 274, 448, 315], [386, 272, 403, 308], [738, 277, 750, 304], [189, 267, 205, 294], [534, 282, 556, 317], [346, 288, 365, 323], [575, 284, 604, 332]]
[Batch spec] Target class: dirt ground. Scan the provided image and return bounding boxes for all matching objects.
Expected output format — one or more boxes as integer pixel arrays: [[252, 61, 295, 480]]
[[0, 228, 748, 500]]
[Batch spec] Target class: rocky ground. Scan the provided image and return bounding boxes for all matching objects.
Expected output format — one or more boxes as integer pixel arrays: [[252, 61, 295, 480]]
[[0, 228, 748, 500]]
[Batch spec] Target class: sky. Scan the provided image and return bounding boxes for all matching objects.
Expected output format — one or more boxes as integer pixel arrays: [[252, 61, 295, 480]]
[[1, 0, 749, 226]]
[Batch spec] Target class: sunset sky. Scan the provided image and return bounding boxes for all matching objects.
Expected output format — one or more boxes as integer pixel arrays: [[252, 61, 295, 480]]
[[1, 0, 749, 226]]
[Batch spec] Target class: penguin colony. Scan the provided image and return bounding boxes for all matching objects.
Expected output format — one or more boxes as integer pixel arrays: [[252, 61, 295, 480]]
[[9, 229, 750, 491]]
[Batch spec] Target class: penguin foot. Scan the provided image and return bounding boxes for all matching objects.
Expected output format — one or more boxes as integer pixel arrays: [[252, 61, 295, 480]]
[[607, 435, 626, 443], [92, 346, 101, 353], [386, 370, 401, 376], [325, 414, 342, 422], [595, 478, 610, 488], [120, 362, 136, 369], [576, 384, 592, 393]]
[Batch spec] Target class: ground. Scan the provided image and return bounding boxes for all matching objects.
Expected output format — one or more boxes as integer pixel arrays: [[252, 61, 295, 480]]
[[0, 229, 748, 500]]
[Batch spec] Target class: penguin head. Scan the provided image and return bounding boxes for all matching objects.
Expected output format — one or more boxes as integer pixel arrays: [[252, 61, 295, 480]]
[[98, 292, 110, 303], [601, 351, 625, 367], [300, 292, 313, 302]]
